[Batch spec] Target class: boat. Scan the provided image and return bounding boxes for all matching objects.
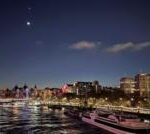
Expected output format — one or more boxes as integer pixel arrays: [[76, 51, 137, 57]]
[[48, 105, 62, 110], [64, 108, 82, 119], [82, 109, 150, 134]]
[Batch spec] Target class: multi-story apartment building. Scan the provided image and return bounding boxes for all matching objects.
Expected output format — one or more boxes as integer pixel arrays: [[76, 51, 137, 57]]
[[74, 81, 101, 95], [61, 81, 102, 95], [135, 73, 150, 96], [120, 77, 135, 94]]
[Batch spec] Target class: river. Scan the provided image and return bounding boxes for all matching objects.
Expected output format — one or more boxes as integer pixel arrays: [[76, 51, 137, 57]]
[[0, 106, 111, 134]]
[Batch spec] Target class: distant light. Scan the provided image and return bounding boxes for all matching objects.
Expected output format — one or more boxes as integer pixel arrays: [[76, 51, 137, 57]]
[[26, 21, 31, 26], [28, 7, 32, 11]]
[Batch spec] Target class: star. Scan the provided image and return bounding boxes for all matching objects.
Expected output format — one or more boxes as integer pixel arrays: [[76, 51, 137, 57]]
[[26, 21, 31, 26]]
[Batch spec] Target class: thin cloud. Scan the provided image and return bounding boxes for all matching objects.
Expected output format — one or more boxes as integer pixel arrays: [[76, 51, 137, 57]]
[[69, 41, 99, 50], [105, 42, 134, 53], [133, 42, 150, 51], [105, 41, 150, 53]]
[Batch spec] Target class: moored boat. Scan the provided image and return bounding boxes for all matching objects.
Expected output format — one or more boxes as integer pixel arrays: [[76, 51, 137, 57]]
[[82, 110, 150, 134], [64, 108, 82, 119], [48, 105, 62, 110]]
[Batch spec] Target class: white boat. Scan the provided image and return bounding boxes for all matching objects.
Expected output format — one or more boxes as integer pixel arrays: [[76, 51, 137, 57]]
[[82, 110, 150, 134]]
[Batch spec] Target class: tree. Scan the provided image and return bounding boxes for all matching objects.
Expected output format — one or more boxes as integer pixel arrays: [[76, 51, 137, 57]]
[[5, 88, 11, 98]]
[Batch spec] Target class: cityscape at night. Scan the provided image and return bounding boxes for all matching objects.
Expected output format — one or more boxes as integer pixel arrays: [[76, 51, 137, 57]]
[[1, 0, 150, 134]]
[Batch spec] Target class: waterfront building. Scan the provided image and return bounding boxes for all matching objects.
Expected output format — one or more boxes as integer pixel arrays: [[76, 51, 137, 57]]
[[74, 81, 93, 95], [62, 84, 75, 93], [61, 81, 101, 95], [92, 80, 102, 94], [120, 77, 135, 94], [73, 81, 101, 95], [135, 73, 150, 96]]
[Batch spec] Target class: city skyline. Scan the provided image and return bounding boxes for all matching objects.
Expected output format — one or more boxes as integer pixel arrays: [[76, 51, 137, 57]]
[[1, 0, 150, 89]]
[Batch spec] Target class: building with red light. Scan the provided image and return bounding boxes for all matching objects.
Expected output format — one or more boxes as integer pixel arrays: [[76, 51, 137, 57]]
[[61, 84, 74, 93]]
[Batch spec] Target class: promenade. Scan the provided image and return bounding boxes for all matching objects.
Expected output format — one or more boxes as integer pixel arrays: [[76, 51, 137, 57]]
[[1, 98, 150, 115]]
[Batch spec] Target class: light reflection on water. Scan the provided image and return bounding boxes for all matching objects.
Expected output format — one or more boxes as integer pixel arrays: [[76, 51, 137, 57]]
[[0, 106, 110, 134]]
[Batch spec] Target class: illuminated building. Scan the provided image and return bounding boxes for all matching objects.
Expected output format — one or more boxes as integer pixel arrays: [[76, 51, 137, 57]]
[[61, 84, 74, 93], [74, 81, 101, 95], [120, 77, 135, 94], [135, 73, 150, 96], [61, 81, 101, 95]]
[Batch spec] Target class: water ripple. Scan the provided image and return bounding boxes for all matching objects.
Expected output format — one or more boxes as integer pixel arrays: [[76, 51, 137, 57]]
[[0, 107, 109, 134]]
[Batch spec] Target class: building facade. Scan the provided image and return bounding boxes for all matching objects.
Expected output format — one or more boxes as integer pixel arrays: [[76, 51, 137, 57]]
[[74, 81, 101, 95], [120, 77, 135, 94], [61, 84, 75, 93], [135, 73, 150, 96], [61, 81, 101, 95]]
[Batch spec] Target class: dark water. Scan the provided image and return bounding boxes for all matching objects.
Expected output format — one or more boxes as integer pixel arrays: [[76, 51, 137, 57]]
[[0, 106, 111, 134]]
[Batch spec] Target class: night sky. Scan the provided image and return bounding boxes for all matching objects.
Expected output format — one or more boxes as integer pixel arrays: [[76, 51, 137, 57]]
[[0, 0, 150, 89]]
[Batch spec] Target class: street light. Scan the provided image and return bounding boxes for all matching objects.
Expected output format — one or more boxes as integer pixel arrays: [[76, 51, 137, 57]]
[[131, 98, 134, 101], [119, 98, 123, 101], [130, 98, 134, 107]]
